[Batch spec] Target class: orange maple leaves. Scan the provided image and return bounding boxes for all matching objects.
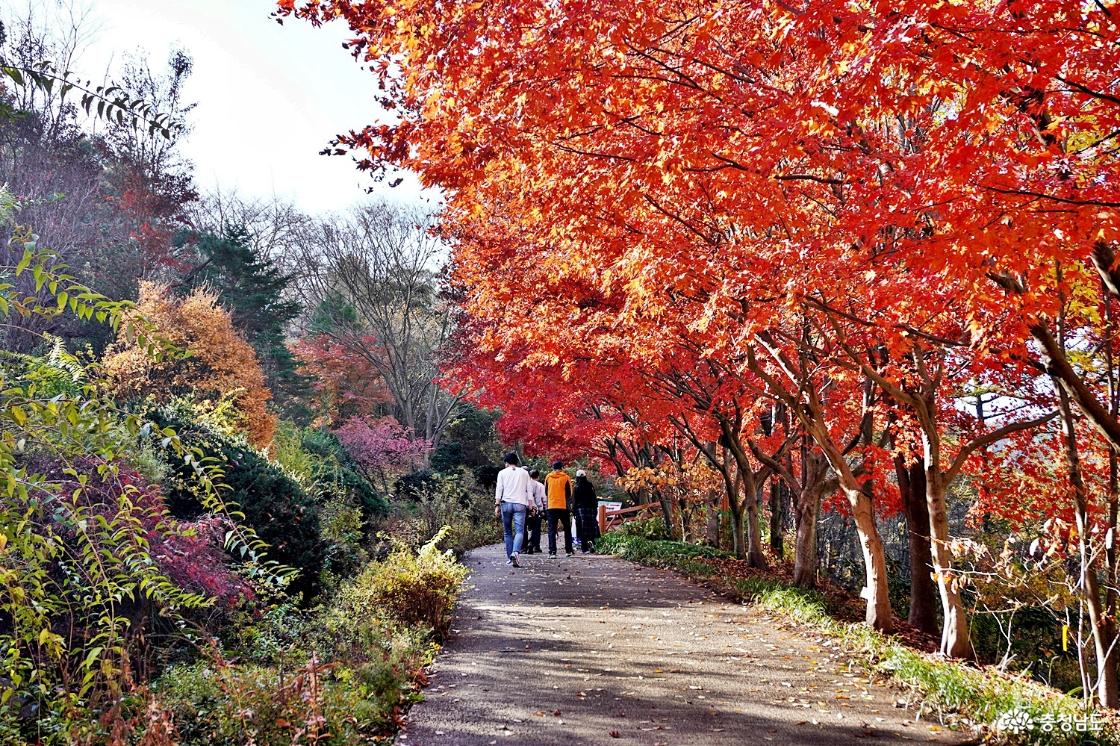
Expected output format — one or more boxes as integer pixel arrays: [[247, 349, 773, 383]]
[[103, 282, 277, 447]]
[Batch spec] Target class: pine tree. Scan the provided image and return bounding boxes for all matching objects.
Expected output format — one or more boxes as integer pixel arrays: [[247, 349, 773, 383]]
[[177, 227, 306, 406]]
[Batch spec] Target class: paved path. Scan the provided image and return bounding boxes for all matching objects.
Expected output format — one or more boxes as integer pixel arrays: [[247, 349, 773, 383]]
[[400, 545, 974, 745]]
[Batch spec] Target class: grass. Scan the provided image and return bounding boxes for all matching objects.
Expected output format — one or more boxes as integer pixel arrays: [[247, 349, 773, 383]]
[[597, 533, 1117, 746]]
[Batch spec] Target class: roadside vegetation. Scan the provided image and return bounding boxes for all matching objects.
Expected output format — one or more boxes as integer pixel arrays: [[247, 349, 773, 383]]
[[0, 14, 498, 741], [599, 521, 1116, 745]]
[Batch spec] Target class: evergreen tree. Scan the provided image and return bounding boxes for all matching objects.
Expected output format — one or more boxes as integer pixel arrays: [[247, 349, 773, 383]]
[[177, 227, 306, 406]]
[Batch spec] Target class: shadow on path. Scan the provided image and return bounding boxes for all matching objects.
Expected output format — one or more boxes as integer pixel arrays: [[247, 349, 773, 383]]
[[401, 544, 976, 745]]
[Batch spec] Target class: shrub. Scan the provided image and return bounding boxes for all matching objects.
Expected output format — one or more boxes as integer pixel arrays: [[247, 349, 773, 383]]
[[387, 470, 499, 555], [0, 453, 255, 741], [153, 540, 462, 745], [429, 405, 502, 473], [102, 282, 277, 447], [597, 534, 725, 564], [154, 656, 414, 745], [318, 495, 369, 583], [0, 223, 283, 743], [0, 332, 270, 741], [300, 426, 349, 461], [472, 463, 501, 490], [336, 528, 468, 638], [0, 338, 85, 398], [268, 419, 320, 484], [616, 515, 669, 540], [150, 409, 324, 600], [395, 467, 438, 500], [336, 416, 430, 494], [731, 576, 835, 624], [333, 463, 389, 520], [299, 426, 389, 520]]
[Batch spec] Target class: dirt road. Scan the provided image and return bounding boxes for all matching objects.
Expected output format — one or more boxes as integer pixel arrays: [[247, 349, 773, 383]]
[[400, 544, 974, 745]]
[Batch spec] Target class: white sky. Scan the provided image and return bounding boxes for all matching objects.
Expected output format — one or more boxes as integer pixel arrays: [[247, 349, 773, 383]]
[[25, 0, 432, 214]]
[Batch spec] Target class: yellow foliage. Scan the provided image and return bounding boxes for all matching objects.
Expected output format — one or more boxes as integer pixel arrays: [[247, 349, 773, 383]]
[[102, 282, 277, 447], [618, 461, 722, 503]]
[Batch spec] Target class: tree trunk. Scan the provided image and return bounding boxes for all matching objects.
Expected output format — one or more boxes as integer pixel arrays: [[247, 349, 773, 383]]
[[657, 490, 678, 540], [848, 486, 893, 633], [1079, 522, 1119, 708], [1103, 297, 1120, 704], [792, 489, 820, 588], [769, 479, 785, 557], [729, 500, 745, 560], [714, 419, 768, 567], [924, 469, 974, 658], [1029, 320, 1120, 451], [1058, 384, 1120, 707], [897, 457, 938, 635], [706, 491, 722, 548], [806, 415, 892, 633], [744, 483, 767, 568], [1105, 447, 1120, 707]]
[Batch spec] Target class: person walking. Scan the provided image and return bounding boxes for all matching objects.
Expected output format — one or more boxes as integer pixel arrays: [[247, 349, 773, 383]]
[[495, 452, 531, 567], [524, 469, 546, 554], [544, 461, 574, 558], [572, 469, 600, 554]]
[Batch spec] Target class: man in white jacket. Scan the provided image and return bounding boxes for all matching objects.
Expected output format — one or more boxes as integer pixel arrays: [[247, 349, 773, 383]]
[[495, 451, 531, 566]]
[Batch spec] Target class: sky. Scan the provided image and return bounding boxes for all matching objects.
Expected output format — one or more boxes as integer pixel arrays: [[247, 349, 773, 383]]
[[20, 0, 432, 214]]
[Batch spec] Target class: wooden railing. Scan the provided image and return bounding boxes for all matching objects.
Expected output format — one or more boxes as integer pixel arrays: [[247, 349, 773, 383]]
[[597, 502, 657, 534]]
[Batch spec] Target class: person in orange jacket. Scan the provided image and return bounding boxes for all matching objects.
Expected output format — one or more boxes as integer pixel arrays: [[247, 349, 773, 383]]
[[544, 461, 574, 558]]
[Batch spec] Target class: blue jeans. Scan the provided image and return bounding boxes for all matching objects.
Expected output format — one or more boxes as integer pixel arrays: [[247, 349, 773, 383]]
[[501, 502, 527, 559]]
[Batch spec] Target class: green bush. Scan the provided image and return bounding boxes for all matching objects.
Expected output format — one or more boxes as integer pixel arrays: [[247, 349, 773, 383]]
[[150, 409, 324, 600], [300, 426, 388, 520], [395, 468, 438, 500], [151, 529, 471, 745], [732, 576, 836, 623], [269, 419, 320, 483], [300, 426, 348, 461], [337, 528, 469, 638], [598, 534, 726, 565], [594, 531, 628, 554], [270, 422, 388, 586], [318, 494, 369, 584], [154, 656, 415, 745], [0, 241, 280, 743], [388, 469, 499, 556], [429, 405, 501, 474], [615, 515, 669, 540]]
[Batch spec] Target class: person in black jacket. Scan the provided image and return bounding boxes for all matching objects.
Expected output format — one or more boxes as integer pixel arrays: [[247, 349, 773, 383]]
[[572, 469, 600, 553]]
